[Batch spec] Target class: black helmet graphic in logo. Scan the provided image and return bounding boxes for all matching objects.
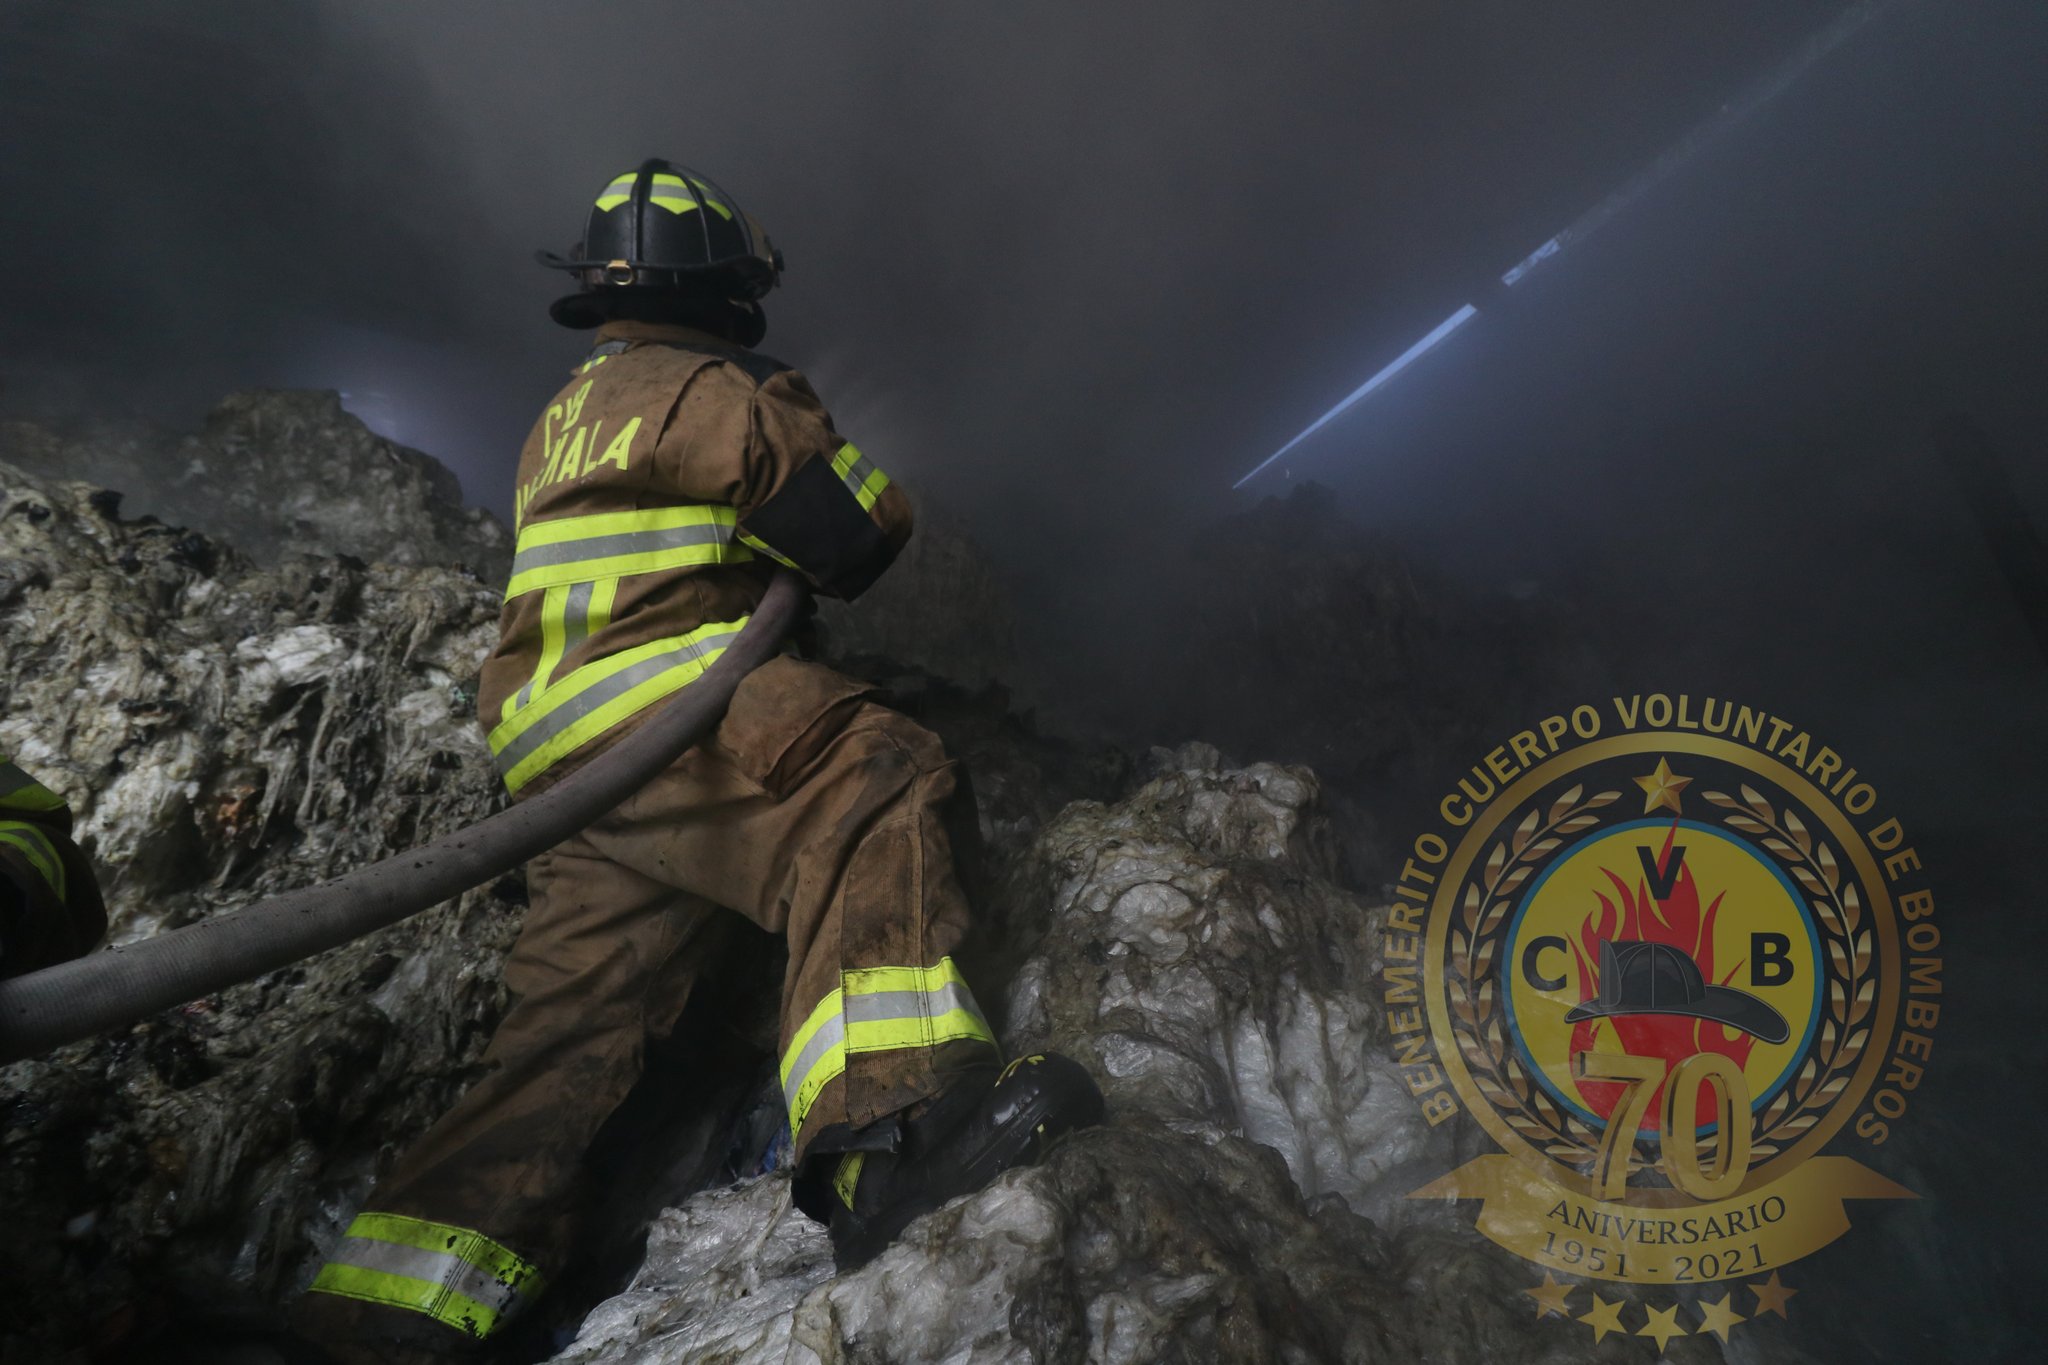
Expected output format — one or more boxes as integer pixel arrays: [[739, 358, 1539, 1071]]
[[1564, 938, 1790, 1045]]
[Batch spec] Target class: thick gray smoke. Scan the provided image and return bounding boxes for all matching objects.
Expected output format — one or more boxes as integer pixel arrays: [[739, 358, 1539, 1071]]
[[2, 3, 2045, 1351], [5, 2, 2039, 716]]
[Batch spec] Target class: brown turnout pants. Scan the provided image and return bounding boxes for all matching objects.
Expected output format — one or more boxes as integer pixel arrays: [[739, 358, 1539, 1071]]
[[293, 657, 997, 1360]]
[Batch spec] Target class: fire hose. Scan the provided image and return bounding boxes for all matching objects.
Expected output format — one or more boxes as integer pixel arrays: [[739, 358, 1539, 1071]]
[[0, 569, 809, 1065]]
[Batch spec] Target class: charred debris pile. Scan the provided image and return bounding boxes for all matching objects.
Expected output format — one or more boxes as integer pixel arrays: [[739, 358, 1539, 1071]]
[[0, 396, 1712, 1363]]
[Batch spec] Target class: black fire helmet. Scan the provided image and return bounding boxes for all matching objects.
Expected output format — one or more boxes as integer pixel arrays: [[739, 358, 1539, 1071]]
[[537, 158, 784, 329]]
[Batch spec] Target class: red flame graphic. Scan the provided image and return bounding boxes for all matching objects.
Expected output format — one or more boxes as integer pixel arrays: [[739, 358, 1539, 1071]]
[[1570, 821, 1754, 1135]]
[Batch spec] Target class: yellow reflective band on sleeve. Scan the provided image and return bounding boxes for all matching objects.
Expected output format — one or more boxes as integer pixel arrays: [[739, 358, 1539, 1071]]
[[307, 1212, 544, 1341], [779, 957, 996, 1139], [0, 822, 65, 901], [488, 616, 749, 793], [0, 761, 67, 815], [828, 441, 891, 513], [781, 985, 845, 1137], [506, 505, 752, 599]]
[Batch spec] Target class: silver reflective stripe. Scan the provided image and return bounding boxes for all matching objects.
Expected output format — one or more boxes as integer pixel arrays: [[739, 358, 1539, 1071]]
[[514, 581, 598, 712], [777, 982, 988, 1111], [781, 1013, 846, 1111], [509, 521, 735, 579], [845, 982, 983, 1027], [842, 451, 882, 493], [328, 1236, 525, 1316], [561, 581, 597, 653], [492, 626, 743, 776]]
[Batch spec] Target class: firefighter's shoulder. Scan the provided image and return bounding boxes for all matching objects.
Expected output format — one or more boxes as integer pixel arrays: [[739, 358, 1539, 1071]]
[[629, 338, 793, 390]]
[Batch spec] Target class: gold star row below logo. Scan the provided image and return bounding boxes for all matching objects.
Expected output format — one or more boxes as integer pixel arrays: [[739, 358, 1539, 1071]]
[[1531, 1276, 1790, 1344], [1750, 1270, 1798, 1317]]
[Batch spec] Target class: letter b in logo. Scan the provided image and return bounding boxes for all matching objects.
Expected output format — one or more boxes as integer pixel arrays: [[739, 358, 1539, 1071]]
[[1751, 932, 1795, 987]]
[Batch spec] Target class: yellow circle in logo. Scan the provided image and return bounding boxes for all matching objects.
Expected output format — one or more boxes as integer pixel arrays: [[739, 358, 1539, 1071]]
[[1503, 819, 1820, 1138]]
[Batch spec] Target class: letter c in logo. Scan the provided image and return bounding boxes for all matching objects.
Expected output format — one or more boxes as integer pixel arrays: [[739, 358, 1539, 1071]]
[[1521, 935, 1569, 992]]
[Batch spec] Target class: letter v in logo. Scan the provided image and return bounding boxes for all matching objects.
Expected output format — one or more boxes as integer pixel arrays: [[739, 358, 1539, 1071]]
[[1637, 842, 1688, 899]]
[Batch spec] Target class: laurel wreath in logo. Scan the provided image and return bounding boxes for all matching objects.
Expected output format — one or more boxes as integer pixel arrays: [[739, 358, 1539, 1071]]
[[1446, 784, 1617, 1167], [1443, 780, 1876, 1180], [1700, 785, 1876, 1157]]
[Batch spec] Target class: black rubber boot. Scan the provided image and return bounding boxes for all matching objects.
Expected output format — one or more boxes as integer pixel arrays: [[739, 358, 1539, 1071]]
[[826, 1052, 1104, 1272]]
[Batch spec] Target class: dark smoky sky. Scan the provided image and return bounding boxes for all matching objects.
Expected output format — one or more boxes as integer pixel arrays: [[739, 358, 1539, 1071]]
[[0, 2, 1910, 518], [1, 0, 2044, 778]]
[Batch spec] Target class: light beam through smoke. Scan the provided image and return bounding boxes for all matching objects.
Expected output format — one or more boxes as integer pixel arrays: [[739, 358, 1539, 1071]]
[[1235, 0, 1905, 490]]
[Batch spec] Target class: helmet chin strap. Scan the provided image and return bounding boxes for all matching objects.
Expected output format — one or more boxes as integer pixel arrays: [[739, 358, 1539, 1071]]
[[728, 299, 767, 347]]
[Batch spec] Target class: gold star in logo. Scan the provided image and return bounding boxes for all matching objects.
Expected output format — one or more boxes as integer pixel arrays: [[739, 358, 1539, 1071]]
[[1523, 1271, 1574, 1319], [1749, 1270, 1797, 1318], [1580, 1293, 1626, 1343], [1637, 1303, 1686, 1351], [1634, 756, 1692, 814], [1696, 1294, 1746, 1342]]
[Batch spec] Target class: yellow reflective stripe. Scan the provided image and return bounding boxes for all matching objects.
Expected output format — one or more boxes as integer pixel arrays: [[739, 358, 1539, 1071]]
[[0, 822, 64, 900], [343, 1212, 540, 1282], [0, 761, 65, 813], [587, 576, 618, 636], [781, 992, 846, 1139], [595, 171, 734, 218], [307, 1212, 544, 1340], [509, 540, 750, 598], [850, 1007, 992, 1052], [520, 501, 737, 548], [833, 1152, 865, 1210], [781, 986, 844, 1092], [645, 172, 733, 218], [842, 961, 978, 997], [578, 353, 612, 373], [535, 582, 570, 691], [505, 576, 617, 717], [516, 504, 735, 550], [507, 505, 751, 598], [308, 1263, 505, 1339], [488, 616, 747, 792], [737, 530, 801, 571], [829, 441, 890, 513], [779, 958, 995, 1138], [503, 581, 577, 723]]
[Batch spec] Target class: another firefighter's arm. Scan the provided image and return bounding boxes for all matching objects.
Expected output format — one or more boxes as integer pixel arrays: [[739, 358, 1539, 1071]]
[[0, 756, 108, 978], [656, 364, 911, 600]]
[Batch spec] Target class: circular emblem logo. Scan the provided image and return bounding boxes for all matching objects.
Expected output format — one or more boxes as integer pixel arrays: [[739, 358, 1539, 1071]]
[[1390, 697, 1935, 1346]]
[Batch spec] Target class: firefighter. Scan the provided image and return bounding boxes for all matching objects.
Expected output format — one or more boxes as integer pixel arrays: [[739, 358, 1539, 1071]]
[[288, 160, 1101, 1362], [0, 752, 107, 978]]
